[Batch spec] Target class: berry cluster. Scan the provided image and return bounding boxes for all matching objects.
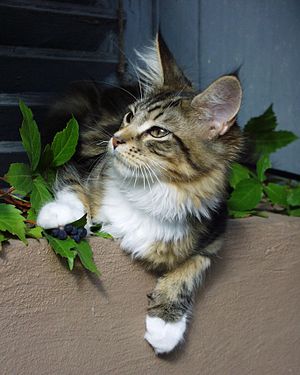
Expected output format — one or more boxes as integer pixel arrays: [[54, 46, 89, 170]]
[[51, 224, 87, 243]]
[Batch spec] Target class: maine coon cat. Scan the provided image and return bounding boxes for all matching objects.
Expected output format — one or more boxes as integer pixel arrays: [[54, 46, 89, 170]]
[[37, 34, 243, 354]]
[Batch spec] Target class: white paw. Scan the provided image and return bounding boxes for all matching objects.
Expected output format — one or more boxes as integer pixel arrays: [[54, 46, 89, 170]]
[[144, 314, 187, 354], [37, 201, 84, 229]]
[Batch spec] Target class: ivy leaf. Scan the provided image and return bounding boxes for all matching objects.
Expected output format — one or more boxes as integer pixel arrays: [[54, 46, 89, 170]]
[[287, 187, 300, 206], [39, 144, 53, 170], [75, 239, 100, 275], [93, 231, 113, 239], [71, 214, 87, 229], [44, 233, 77, 270], [5, 163, 33, 196], [289, 208, 300, 217], [229, 162, 250, 188], [67, 251, 77, 271], [256, 154, 271, 182], [27, 207, 37, 222], [228, 179, 263, 211], [43, 169, 56, 192], [0, 203, 26, 243], [26, 226, 43, 239], [50, 117, 79, 167], [228, 210, 254, 218], [0, 232, 8, 251], [264, 183, 287, 206], [31, 176, 53, 212], [244, 105, 298, 155], [244, 105, 277, 134], [254, 131, 298, 154], [19, 100, 41, 171]]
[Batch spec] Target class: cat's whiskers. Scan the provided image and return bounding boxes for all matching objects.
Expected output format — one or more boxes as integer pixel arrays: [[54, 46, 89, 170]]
[[142, 165, 152, 192], [145, 162, 163, 188], [111, 39, 144, 100], [86, 152, 110, 182], [149, 159, 169, 174], [94, 140, 109, 146], [85, 119, 114, 139], [139, 165, 146, 190], [88, 79, 138, 102], [143, 163, 155, 184], [133, 165, 139, 189]]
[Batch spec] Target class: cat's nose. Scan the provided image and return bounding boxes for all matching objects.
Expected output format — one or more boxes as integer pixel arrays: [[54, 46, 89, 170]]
[[112, 136, 126, 149]]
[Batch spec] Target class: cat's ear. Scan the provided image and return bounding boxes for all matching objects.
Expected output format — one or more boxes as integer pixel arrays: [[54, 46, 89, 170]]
[[191, 76, 242, 138], [156, 32, 192, 88], [135, 32, 191, 91]]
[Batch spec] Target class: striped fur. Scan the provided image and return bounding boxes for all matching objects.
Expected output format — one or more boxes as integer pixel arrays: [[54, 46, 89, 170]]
[[37, 34, 243, 354]]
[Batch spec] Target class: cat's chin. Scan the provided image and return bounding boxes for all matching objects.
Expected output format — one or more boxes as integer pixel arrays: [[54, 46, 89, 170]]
[[112, 158, 136, 179]]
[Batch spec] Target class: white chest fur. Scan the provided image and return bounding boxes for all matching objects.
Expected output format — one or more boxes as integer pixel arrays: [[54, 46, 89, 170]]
[[95, 178, 190, 258], [94, 173, 218, 258]]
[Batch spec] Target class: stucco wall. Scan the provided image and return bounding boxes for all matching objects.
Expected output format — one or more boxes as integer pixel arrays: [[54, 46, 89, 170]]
[[1, 214, 299, 375]]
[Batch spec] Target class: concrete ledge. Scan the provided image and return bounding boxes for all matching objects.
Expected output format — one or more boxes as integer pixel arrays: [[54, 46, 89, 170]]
[[1, 214, 300, 375]]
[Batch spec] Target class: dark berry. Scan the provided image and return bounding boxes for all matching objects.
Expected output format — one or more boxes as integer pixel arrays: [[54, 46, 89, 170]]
[[78, 227, 87, 238], [51, 228, 60, 237], [64, 224, 73, 234], [57, 229, 67, 240], [70, 227, 78, 236], [73, 234, 81, 243]]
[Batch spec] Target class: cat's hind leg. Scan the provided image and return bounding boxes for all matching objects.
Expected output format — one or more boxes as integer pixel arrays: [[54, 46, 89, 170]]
[[145, 253, 213, 354]]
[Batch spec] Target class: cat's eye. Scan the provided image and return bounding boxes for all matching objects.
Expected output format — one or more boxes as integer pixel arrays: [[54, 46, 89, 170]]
[[124, 111, 133, 124], [148, 126, 170, 138]]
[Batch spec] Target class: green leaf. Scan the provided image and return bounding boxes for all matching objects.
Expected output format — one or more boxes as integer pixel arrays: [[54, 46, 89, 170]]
[[229, 162, 250, 188], [31, 175, 53, 212], [90, 223, 102, 233], [75, 239, 100, 275], [71, 214, 87, 229], [26, 226, 43, 239], [43, 169, 56, 192], [27, 207, 37, 221], [256, 154, 271, 182], [39, 144, 54, 170], [0, 203, 27, 243], [19, 100, 41, 171], [287, 187, 300, 206], [228, 210, 253, 218], [289, 208, 300, 217], [5, 163, 33, 195], [253, 130, 298, 154], [93, 231, 113, 239], [264, 183, 288, 206], [67, 252, 77, 271], [44, 233, 77, 270], [50, 117, 79, 167], [0, 232, 8, 251], [244, 105, 277, 134], [228, 178, 263, 211], [244, 105, 298, 155]]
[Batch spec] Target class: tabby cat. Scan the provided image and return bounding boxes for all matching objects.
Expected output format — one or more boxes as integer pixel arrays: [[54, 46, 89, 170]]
[[37, 34, 243, 354]]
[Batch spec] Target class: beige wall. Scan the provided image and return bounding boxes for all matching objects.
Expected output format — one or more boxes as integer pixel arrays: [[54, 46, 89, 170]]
[[1, 214, 300, 375]]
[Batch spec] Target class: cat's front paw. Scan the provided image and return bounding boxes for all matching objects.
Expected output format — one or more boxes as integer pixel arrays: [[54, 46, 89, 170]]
[[37, 202, 84, 229], [144, 314, 187, 354]]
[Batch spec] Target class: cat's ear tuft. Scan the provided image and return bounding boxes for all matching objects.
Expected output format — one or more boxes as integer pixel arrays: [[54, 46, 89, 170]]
[[135, 33, 191, 92], [156, 32, 192, 89], [191, 76, 242, 138]]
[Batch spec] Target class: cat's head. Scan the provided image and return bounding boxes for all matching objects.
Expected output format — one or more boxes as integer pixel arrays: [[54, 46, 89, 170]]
[[109, 34, 243, 185]]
